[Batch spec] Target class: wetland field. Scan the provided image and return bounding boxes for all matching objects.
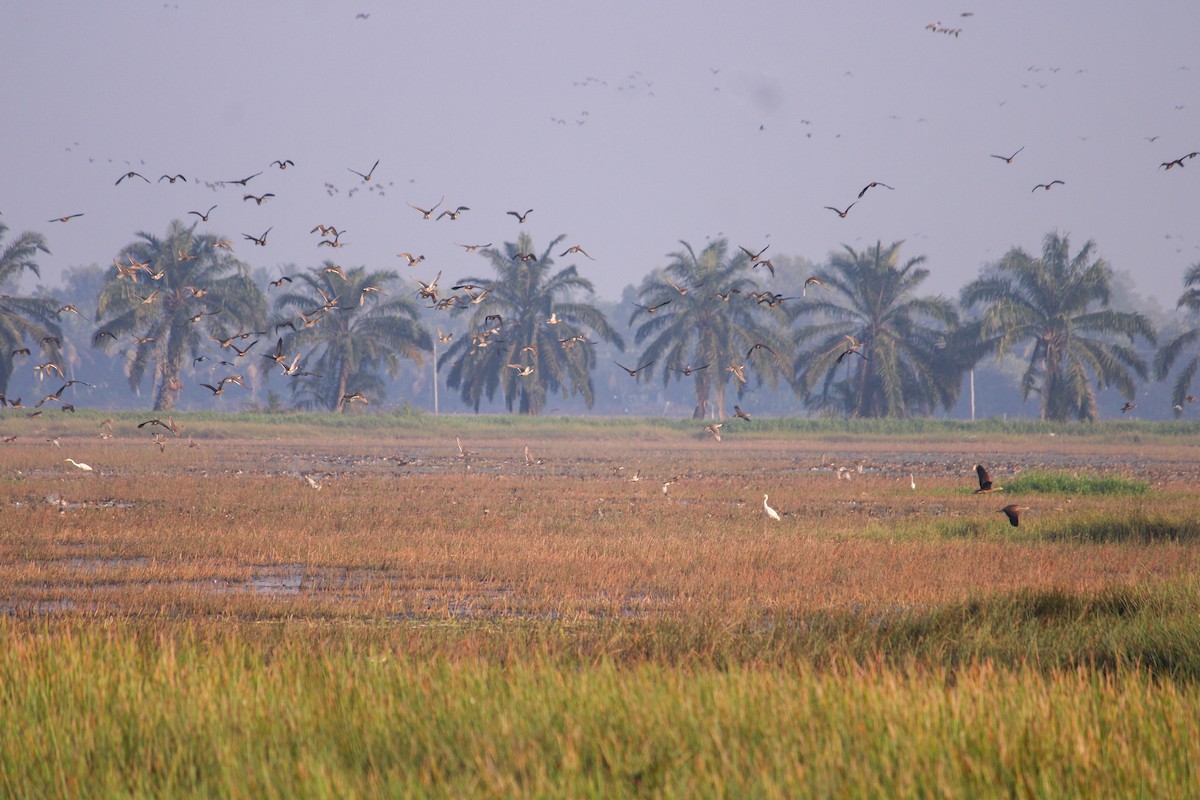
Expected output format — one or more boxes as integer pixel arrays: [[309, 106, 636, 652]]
[[2, 413, 1199, 798]]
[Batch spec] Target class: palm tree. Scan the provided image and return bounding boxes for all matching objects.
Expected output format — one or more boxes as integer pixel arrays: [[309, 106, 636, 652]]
[[960, 232, 1155, 421], [792, 241, 962, 418], [1153, 262, 1200, 411], [0, 223, 60, 395], [439, 233, 624, 414], [271, 263, 430, 411], [630, 239, 791, 419], [94, 220, 266, 410]]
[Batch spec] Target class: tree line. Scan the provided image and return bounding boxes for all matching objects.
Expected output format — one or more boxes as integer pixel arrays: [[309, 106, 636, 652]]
[[1, 218, 1196, 422]]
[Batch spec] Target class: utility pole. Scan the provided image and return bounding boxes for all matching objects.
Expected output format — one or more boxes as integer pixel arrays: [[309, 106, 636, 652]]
[[969, 368, 975, 422], [432, 341, 439, 416]]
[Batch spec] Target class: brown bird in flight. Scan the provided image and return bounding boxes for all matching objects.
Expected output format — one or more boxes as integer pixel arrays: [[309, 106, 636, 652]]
[[857, 181, 895, 198], [348, 160, 379, 181], [973, 463, 1003, 494], [48, 213, 84, 223], [507, 209, 533, 223], [115, 171, 150, 185], [1032, 180, 1065, 192], [188, 205, 217, 221], [824, 202, 856, 218], [998, 504, 1030, 527], [614, 360, 654, 378], [990, 146, 1024, 164]]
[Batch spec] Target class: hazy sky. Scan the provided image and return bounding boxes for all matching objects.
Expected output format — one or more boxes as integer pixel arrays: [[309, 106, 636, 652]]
[[4, 1, 1199, 305]]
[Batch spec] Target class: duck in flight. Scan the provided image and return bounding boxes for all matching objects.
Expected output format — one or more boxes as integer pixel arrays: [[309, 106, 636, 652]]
[[615, 360, 654, 378], [824, 202, 856, 218], [116, 171, 150, 185], [998, 504, 1029, 527], [223, 171, 262, 186], [188, 205, 217, 221], [507, 209, 533, 223], [1032, 180, 1065, 191], [408, 196, 444, 219], [48, 213, 84, 223], [990, 146, 1024, 164], [857, 181, 895, 198], [973, 463, 1002, 494], [348, 159, 379, 181], [243, 227, 273, 246]]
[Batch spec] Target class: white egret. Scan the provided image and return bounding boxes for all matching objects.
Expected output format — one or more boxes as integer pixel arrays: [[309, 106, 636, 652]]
[[64, 458, 93, 472], [763, 494, 781, 521]]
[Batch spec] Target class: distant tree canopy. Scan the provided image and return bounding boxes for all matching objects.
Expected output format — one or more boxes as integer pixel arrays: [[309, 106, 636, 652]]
[[0, 222, 60, 396], [961, 232, 1155, 422]]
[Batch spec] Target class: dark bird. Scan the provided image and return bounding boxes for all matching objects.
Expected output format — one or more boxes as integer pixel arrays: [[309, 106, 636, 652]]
[[634, 300, 672, 313], [158, 174, 187, 183], [223, 172, 262, 186], [269, 276, 294, 288], [137, 416, 180, 436], [669, 363, 709, 377], [1161, 157, 1187, 170], [614, 360, 654, 378], [456, 243, 492, 252], [746, 343, 776, 359], [243, 227, 272, 246], [187, 205, 217, 221], [243, 193, 275, 205], [1032, 180, 1065, 191], [436, 206, 470, 221], [559, 245, 595, 259], [512, 251, 538, 263], [998, 504, 1030, 527], [824, 203, 856, 218], [802, 277, 825, 297], [342, 391, 369, 404], [857, 181, 895, 198], [734, 404, 752, 421], [270, 159, 294, 169], [1120, 402, 1137, 413], [973, 463, 1002, 494], [115, 171, 150, 185], [990, 146, 1025, 163], [408, 196, 444, 219], [348, 159, 379, 182], [835, 336, 867, 364], [739, 244, 769, 262], [48, 213, 84, 223], [507, 209, 534, 223], [753, 259, 776, 278]]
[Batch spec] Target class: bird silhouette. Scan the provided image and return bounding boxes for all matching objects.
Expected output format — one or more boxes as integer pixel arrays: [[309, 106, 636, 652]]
[[243, 193, 275, 205], [187, 205, 217, 221], [999, 504, 1029, 527], [507, 209, 533, 223], [614, 360, 654, 378], [115, 171, 150, 185], [158, 174, 187, 183], [223, 172, 262, 186], [348, 159, 379, 181], [990, 146, 1025, 163], [408, 196, 444, 219], [857, 181, 895, 198], [824, 203, 856, 218], [973, 463, 1002, 493], [48, 213, 84, 223], [1032, 180, 1065, 192]]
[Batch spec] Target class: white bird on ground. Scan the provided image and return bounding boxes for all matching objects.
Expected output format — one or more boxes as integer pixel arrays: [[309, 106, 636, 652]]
[[910, 474, 917, 490], [64, 458, 93, 472], [763, 494, 781, 521]]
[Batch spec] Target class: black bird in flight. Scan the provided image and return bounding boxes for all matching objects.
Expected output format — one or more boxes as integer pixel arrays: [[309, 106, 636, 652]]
[[990, 146, 1024, 164], [633, 300, 672, 313], [614, 360, 654, 378], [349, 159, 379, 181], [223, 172, 262, 186], [857, 181, 895, 198], [1032, 180, 1065, 192], [158, 174, 187, 183], [115, 171, 150, 185], [270, 159, 294, 169], [188, 205, 217, 221], [507, 209, 533, 223], [242, 227, 272, 246], [824, 203, 856, 218], [48, 213, 84, 223]]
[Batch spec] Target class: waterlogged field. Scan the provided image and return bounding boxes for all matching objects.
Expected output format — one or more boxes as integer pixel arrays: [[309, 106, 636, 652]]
[[1, 413, 1199, 797]]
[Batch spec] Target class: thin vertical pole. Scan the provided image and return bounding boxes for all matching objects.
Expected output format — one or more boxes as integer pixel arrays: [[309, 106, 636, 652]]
[[432, 341, 439, 416], [969, 368, 975, 422]]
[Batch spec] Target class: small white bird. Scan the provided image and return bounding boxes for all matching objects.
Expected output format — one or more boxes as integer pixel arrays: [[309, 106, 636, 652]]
[[304, 474, 322, 490], [910, 474, 916, 490], [763, 494, 781, 521], [65, 458, 93, 472]]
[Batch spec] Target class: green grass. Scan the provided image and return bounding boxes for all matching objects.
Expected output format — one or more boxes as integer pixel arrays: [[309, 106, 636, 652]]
[[1004, 470, 1150, 496]]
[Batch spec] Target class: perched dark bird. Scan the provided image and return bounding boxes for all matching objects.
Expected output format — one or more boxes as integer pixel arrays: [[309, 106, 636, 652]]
[[999, 504, 1030, 527], [1032, 180, 1065, 192], [115, 171, 150, 185], [824, 202, 856, 218], [187, 205, 217, 221], [973, 463, 1002, 494], [348, 159, 379, 181], [990, 146, 1025, 164], [857, 181, 895, 198], [507, 209, 533, 223]]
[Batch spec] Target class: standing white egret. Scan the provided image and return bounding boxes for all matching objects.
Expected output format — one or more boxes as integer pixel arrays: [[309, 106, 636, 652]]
[[64, 458, 93, 472], [763, 494, 781, 521], [910, 474, 917, 490]]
